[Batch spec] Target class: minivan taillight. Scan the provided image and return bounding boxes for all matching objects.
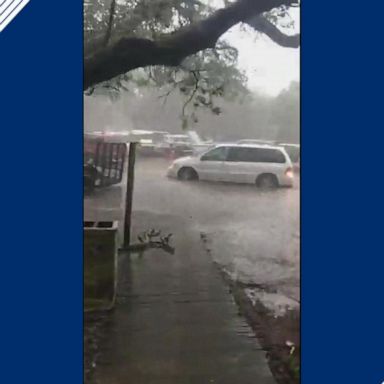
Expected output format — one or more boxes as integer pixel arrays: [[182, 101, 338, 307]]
[[285, 167, 294, 178]]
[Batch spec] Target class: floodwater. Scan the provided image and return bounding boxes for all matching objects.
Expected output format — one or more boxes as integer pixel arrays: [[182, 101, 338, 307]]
[[85, 156, 300, 309], [84, 156, 300, 383], [133, 157, 300, 308], [84, 156, 300, 310]]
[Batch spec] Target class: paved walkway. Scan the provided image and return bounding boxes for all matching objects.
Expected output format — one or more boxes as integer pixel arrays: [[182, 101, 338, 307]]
[[90, 211, 276, 384]]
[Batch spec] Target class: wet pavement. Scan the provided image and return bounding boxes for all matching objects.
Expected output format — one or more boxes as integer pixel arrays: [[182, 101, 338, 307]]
[[86, 212, 276, 384], [84, 157, 300, 383], [133, 158, 300, 309], [85, 157, 300, 309], [85, 158, 300, 312]]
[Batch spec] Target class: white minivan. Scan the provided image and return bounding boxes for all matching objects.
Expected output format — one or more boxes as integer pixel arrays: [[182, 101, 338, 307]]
[[167, 144, 294, 188]]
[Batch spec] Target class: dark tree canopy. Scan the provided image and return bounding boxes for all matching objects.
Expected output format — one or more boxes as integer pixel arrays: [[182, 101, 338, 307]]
[[84, 0, 300, 90]]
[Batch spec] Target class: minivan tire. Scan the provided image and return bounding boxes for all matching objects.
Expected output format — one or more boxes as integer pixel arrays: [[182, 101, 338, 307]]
[[178, 167, 198, 181], [256, 174, 278, 189]]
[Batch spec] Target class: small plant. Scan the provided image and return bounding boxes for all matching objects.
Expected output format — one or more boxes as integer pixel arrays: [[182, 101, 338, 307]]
[[286, 340, 300, 381]]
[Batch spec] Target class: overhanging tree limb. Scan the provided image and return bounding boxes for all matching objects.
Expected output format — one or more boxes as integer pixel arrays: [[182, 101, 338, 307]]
[[85, 0, 144, 57], [84, 0, 298, 90], [245, 15, 300, 48]]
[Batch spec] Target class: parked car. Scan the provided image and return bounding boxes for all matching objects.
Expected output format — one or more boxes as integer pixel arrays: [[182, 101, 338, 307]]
[[156, 134, 194, 158], [167, 144, 294, 188], [132, 130, 169, 156]]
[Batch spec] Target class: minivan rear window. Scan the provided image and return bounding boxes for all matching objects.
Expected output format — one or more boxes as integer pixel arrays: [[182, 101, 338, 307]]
[[228, 147, 286, 163]]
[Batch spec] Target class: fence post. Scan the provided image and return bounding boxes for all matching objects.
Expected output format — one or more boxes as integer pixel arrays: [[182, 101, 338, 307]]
[[123, 142, 137, 248]]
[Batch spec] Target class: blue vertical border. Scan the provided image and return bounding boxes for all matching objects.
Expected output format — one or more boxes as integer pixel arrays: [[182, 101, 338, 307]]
[[302, 1, 384, 383], [0, 1, 83, 383]]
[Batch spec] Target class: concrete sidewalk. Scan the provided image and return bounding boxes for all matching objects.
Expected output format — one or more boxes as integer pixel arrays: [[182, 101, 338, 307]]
[[90, 211, 276, 384]]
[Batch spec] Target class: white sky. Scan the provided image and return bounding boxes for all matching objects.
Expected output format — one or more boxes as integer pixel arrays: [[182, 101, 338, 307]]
[[225, 26, 300, 96], [212, 2, 300, 96]]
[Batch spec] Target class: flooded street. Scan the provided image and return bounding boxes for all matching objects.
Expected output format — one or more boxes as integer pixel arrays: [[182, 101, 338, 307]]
[[84, 156, 300, 384], [82, 1, 302, 382], [133, 157, 300, 309]]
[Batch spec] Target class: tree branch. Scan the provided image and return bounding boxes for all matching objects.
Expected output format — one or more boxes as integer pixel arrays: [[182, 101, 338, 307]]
[[182, 71, 199, 117], [84, 0, 148, 58], [245, 15, 300, 48], [84, 0, 298, 90], [103, 0, 117, 47]]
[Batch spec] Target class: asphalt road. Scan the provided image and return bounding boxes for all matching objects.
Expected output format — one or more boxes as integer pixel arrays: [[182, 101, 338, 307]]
[[132, 157, 300, 312]]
